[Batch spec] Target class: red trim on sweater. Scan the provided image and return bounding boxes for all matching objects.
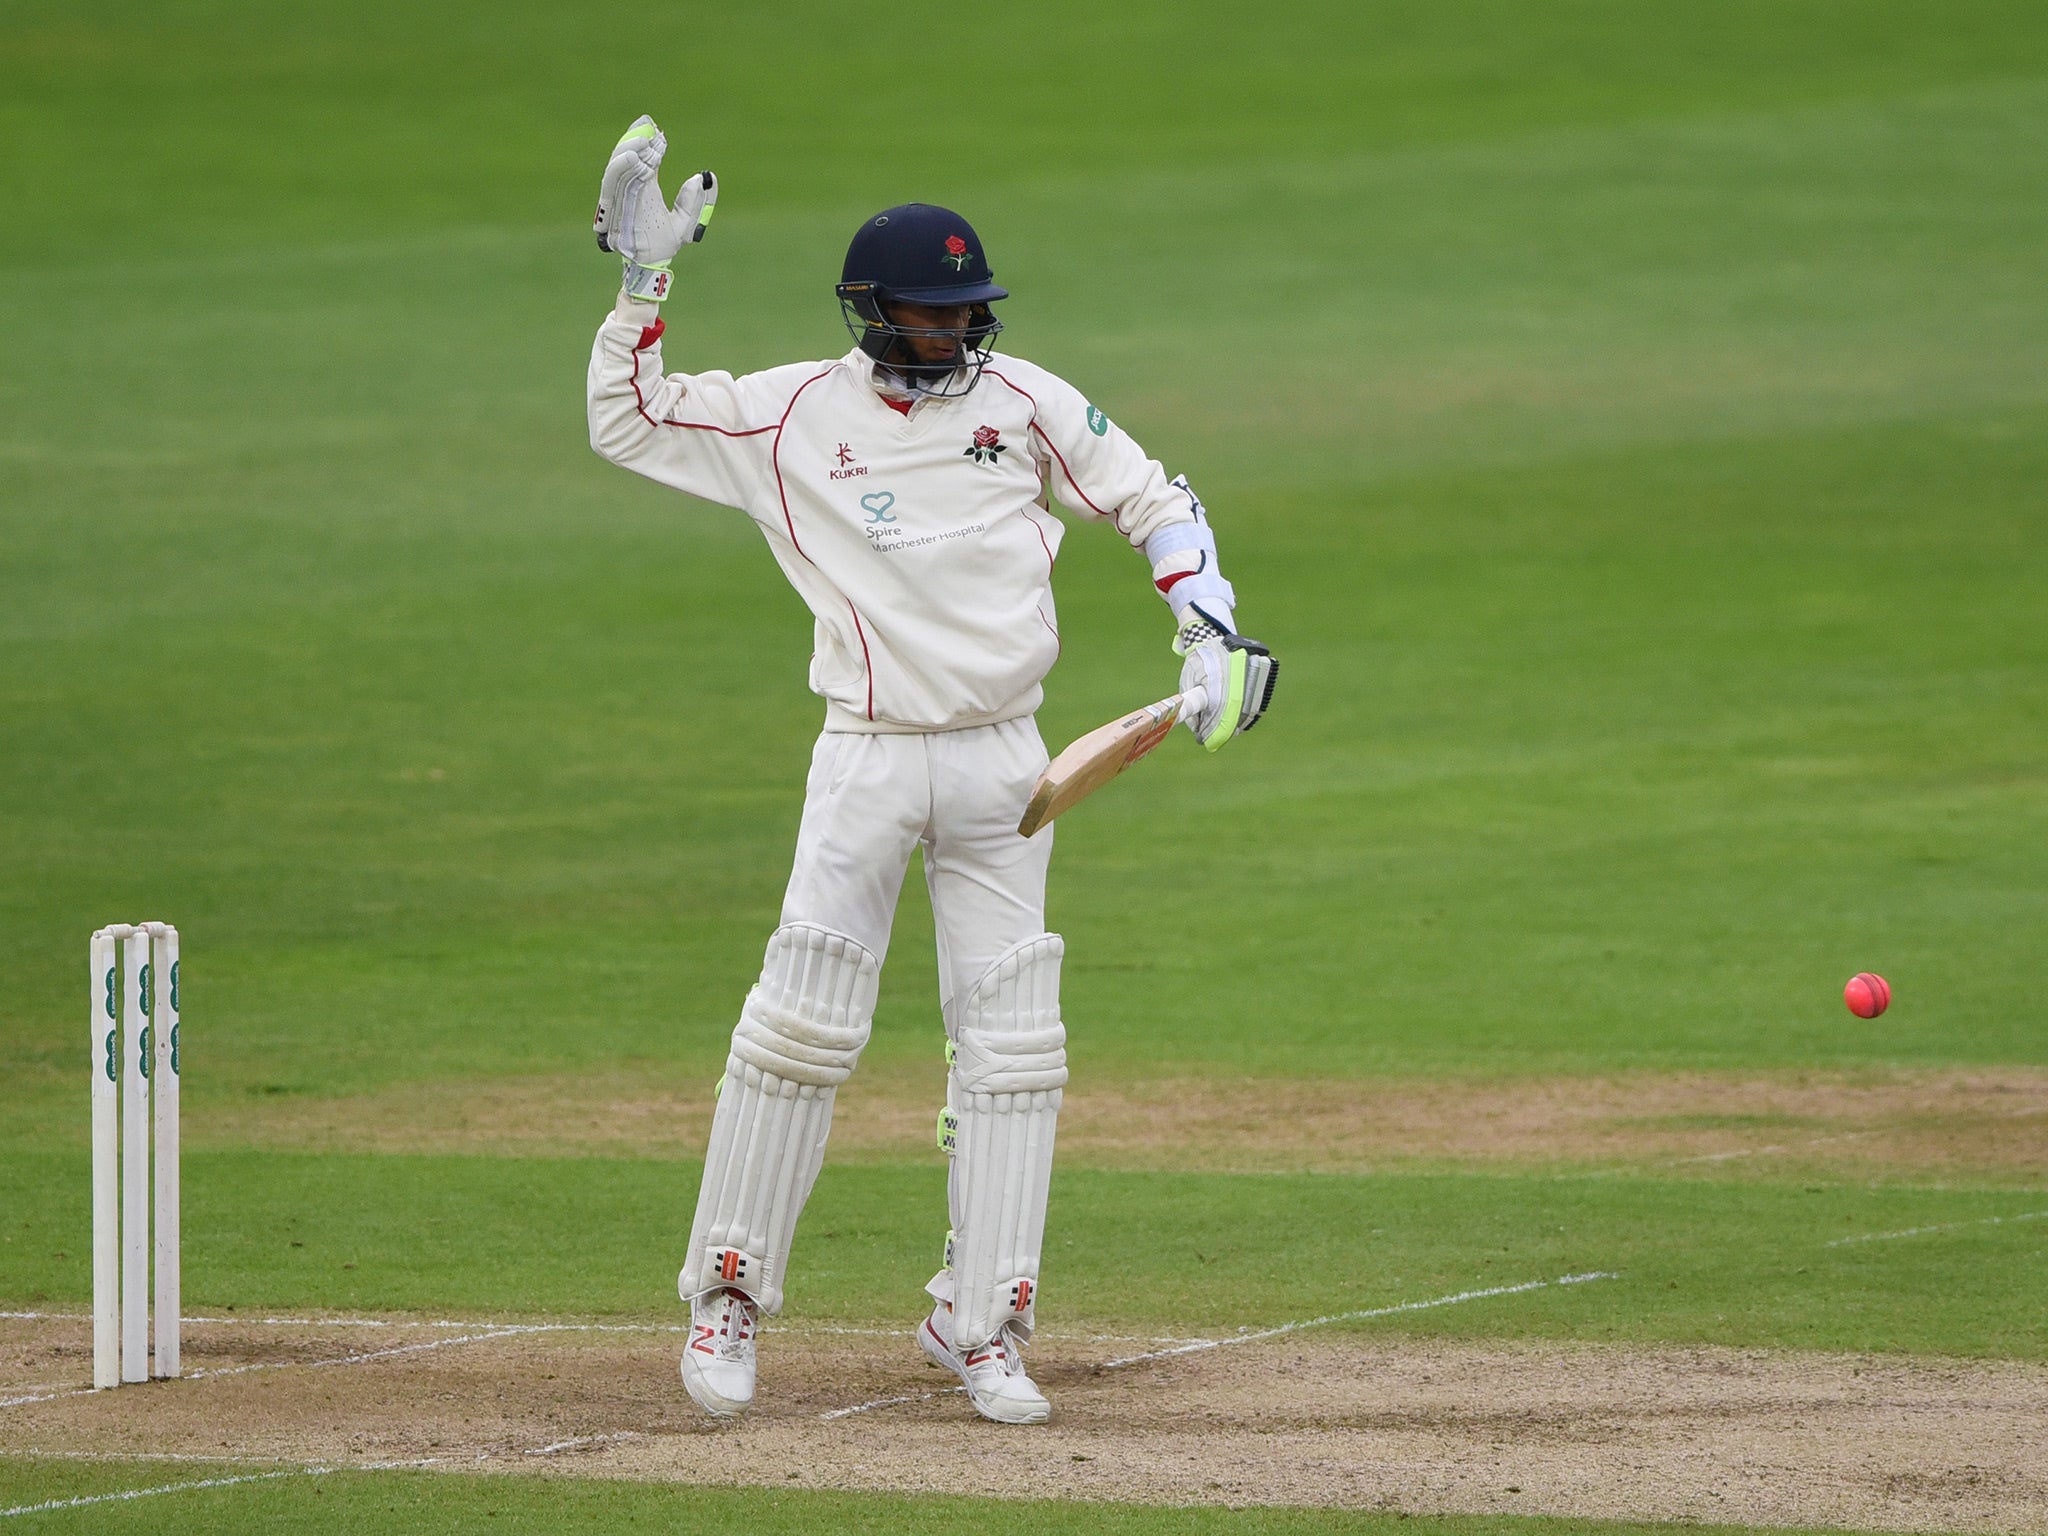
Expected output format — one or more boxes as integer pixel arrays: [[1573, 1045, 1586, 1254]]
[[1034, 603, 1061, 657], [664, 417, 776, 437], [768, 368, 837, 560], [1023, 505, 1058, 575], [984, 367, 1124, 531], [627, 334, 776, 437], [1031, 422, 1117, 524], [770, 366, 880, 721], [846, 602, 876, 721], [617, 340, 876, 720], [988, 372, 1065, 657]]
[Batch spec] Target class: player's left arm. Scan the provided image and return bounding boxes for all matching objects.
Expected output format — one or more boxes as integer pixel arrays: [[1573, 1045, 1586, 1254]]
[[1018, 368, 1277, 751]]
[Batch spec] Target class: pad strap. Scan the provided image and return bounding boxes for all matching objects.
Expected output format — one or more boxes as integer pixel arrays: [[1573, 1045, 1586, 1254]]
[[954, 1026, 1067, 1093]]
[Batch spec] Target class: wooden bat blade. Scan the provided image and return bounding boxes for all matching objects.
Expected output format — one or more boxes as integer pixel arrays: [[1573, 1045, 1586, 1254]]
[[1017, 684, 1205, 837]]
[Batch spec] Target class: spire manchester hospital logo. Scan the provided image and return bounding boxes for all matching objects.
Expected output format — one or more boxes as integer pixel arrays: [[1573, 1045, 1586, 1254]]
[[964, 425, 1006, 466]]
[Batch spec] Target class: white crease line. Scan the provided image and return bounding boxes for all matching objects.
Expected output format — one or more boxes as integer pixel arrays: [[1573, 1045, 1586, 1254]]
[[1672, 1130, 1878, 1165], [185, 1327, 539, 1381], [1100, 1271, 1617, 1368], [1825, 1210, 2047, 1247], [822, 1387, 961, 1419], [1679, 1145, 1787, 1165], [523, 1431, 643, 1457], [6, 1318, 748, 1407], [0, 1468, 315, 1519], [2, 1311, 451, 1331], [0, 1428, 640, 1516], [2, 1331, 540, 1405], [5, 1449, 295, 1466], [187, 1315, 411, 1328], [0, 1387, 93, 1411], [0, 1455, 451, 1518], [779, 1324, 1202, 1345], [821, 1270, 1618, 1420]]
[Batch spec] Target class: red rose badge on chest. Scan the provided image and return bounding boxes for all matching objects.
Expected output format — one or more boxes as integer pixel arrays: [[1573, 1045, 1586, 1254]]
[[964, 424, 1006, 466]]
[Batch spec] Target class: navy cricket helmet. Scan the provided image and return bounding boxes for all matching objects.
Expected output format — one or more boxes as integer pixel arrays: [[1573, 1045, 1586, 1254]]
[[837, 203, 1007, 395]]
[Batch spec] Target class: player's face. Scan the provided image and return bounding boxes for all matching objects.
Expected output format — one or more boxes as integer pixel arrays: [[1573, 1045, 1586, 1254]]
[[883, 300, 972, 367]]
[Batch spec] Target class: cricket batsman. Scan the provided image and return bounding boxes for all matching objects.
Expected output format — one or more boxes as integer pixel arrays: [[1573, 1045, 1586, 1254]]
[[586, 117, 1277, 1424]]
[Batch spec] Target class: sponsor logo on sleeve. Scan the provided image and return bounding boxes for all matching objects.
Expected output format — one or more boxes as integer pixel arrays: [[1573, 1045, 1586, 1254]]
[[1085, 405, 1109, 436]]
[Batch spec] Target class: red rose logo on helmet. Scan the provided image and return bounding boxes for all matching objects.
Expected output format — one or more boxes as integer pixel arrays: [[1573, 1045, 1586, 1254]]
[[964, 425, 1006, 465], [943, 234, 971, 271]]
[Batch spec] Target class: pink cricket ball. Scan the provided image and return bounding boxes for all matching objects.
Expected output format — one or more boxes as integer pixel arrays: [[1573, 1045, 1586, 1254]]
[[1844, 972, 1891, 1018]]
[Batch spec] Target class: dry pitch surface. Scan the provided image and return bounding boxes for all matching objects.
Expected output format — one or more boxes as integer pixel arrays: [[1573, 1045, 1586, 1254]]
[[7, 1310, 2047, 1531]]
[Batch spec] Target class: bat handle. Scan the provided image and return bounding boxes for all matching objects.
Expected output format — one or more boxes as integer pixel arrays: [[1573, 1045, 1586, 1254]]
[[1176, 683, 1208, 720]]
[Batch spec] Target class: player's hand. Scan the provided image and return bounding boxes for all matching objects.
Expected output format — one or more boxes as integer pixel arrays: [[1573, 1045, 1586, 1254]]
[[1178, 633, 1278, 751], [593, 115, 717, 303]]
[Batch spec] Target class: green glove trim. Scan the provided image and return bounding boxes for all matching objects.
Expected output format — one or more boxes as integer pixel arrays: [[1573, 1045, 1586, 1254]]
[[1205, 646, 1249, 753], [614, 120, 659, 152]]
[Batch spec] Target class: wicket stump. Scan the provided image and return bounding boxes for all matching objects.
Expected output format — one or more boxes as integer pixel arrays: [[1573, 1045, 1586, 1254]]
[[89, 921, 180, 1388]]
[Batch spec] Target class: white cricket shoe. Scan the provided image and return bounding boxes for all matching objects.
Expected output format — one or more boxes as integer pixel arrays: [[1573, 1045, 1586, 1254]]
[[918, 1300, 1050, 1424], [681, 1285, 758, 1418]]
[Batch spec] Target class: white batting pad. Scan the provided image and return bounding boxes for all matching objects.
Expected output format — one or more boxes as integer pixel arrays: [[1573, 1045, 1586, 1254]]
[[680, 923, 879, 1314], [942, 932, 1067, 1348]]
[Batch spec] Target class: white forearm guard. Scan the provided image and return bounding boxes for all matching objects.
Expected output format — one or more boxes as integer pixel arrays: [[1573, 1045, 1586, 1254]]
[[933, 933, 1068, 1348], [1143, 476, 1237, 631], [680, 924, 878, 1314]]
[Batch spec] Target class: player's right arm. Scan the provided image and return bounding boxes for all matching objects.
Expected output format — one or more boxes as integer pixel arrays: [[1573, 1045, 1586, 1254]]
[[584, 115, 782, 513], [586, 301, 786, 511]]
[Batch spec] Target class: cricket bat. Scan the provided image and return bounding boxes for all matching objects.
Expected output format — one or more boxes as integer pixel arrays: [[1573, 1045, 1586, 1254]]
[[1017, 684, 1207, 837]]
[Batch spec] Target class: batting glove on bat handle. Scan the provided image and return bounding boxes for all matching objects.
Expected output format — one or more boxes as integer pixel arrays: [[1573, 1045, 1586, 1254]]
[[1178, 635, 1278, 751], [592, 115, 718, 303]]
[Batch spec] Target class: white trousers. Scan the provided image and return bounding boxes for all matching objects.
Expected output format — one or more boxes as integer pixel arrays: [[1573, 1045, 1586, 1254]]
[[682, 717, 1061, 1326], [779, 719, 1053, 1028]]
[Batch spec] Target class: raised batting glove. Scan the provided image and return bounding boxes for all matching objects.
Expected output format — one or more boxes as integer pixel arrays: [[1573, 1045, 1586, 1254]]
[[593, 115, 717, 303], [1177, 630, 1278, 752]]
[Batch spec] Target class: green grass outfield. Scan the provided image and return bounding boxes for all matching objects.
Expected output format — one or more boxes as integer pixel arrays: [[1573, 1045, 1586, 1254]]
[[0, 1460, 1887, 1536], [4, 1152, 2045, 1358], [3, 0, 2045, 1528]]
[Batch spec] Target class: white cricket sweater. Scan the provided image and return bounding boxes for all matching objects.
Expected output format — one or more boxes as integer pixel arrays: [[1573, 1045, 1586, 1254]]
[[588, 300, 1205, 732]]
